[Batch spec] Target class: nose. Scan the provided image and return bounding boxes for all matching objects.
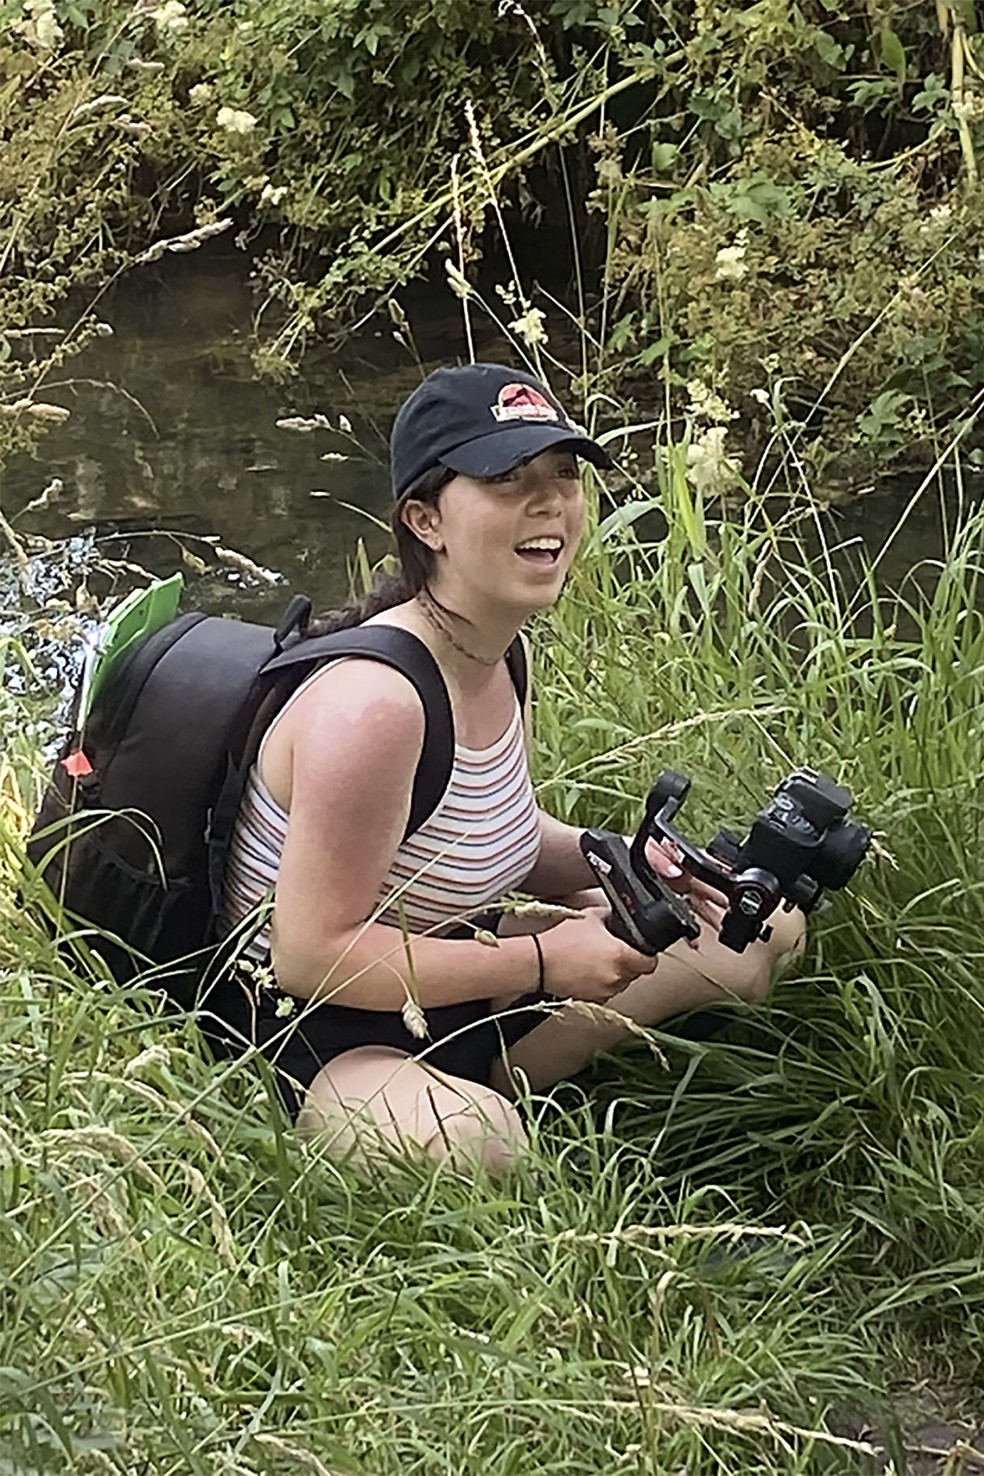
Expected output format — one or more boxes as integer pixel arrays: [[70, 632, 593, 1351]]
[[525, 471, 564, 511]]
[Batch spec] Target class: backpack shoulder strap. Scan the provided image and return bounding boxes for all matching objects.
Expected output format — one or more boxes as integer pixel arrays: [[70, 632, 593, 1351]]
[[504, 633, 528, 710], [261, 624, 455, 839]]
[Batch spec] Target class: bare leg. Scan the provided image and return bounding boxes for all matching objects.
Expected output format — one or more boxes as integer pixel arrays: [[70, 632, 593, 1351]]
[[298, 1045, 528, 1172], [490, 904, 806, 1096]]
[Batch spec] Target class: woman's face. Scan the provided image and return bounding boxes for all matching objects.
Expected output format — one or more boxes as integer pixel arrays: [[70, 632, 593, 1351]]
[[404, 447, 587, 616]]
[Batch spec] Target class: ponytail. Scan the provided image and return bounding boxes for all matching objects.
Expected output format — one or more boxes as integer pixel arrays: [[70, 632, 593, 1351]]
[[303, 464, 453, 638]]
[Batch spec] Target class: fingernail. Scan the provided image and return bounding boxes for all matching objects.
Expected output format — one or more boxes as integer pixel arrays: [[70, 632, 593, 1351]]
[[666, 864, 683, 878]]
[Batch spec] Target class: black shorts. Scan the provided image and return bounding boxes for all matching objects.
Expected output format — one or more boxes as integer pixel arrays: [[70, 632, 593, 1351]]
[[200, 913, 551, 1120]]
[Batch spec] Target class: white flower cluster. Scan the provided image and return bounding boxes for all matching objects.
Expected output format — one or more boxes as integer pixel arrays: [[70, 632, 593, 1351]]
[[148, 0, 188, 33], [509, 305, 549, 348], [444, 258, 472, 300], [715, 228, 749, 282], [685, 425, 741, 497], [16, 0, 64, 51], [686, 378, 737, 424], [0, 399, 70, 422], [953, 94, 984, 124], [917, 200, 956, 237], [216, 105, 258, 135]]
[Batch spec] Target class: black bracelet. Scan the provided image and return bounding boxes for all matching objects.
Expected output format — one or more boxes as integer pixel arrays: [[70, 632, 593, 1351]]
[[530, 932, 546, 1000]]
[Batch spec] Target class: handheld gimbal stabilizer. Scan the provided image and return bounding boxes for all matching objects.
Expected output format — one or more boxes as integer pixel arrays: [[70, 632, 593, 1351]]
[[579, 768, 871, 956]]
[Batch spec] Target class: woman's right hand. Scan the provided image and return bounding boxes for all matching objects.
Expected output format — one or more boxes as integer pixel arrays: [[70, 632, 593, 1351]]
[[537, 906, 658, 1004]]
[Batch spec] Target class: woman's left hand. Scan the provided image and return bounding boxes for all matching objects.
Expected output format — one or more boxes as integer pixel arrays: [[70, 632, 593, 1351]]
[[643, 836, 728, 932]]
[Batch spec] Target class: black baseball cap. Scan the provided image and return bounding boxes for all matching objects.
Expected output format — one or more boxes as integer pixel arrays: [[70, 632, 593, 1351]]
[[390, 362, 612, 499]]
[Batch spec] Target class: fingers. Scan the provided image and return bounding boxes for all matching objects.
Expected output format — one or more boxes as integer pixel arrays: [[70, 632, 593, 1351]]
[[617, 941, 659, 979], [687, 893, 727, 930], [688, 875, 730, 910], [581, 908, 659, 981], [644, 837, 729, 913], [644, 837, 685, 882]]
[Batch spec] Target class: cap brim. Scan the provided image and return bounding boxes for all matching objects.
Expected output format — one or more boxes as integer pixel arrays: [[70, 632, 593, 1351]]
[[439, 424, 612, 479]]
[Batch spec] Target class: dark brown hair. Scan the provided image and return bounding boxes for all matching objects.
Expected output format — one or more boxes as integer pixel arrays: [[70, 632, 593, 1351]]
[[304, 465, 454, 637]]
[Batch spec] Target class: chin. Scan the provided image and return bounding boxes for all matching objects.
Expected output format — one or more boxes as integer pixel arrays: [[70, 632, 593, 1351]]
[[520, 584, 564, 615]]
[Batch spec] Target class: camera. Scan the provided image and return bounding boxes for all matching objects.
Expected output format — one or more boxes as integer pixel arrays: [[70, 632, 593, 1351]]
[[580, 768, 871, 955]]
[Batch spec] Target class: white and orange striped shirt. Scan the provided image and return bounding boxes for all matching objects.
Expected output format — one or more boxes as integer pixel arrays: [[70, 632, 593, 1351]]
[[219, 668, 541, 962]]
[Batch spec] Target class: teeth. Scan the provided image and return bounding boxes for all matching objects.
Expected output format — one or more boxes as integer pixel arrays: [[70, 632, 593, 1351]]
[[517, 538, 562, 552]]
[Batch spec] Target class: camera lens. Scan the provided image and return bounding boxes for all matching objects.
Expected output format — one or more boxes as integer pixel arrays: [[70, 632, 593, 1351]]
[[818, 820, 871, 889]]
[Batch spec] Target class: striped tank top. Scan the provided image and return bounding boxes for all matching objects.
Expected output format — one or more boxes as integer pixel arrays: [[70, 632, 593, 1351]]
[[219, 663, 542, 962]]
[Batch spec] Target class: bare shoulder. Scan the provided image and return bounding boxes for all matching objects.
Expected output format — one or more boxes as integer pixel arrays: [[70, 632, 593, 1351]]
[[267, 658, 426, 810], [294, 656, 425, 729]]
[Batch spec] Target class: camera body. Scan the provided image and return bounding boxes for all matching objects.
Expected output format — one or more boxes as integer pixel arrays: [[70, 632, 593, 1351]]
[[696, 769, 872, 950], [580, 768, 871, 955]]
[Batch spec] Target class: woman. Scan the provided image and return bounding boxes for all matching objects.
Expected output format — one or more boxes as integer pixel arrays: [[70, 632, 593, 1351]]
[[214, 362, 804, 1170]]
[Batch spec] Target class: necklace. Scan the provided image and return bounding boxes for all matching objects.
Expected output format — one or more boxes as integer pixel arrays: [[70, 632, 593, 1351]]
[[415, 587, 502, 668]]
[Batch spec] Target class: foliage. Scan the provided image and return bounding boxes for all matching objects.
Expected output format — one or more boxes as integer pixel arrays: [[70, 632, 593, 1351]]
[[0, 0, 230, 471], [580, 0, 984, 479], [3, 0, 984, 474], [532, 453, 984, 1379]]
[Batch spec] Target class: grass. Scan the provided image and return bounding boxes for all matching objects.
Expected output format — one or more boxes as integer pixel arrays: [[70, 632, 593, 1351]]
[[3, 450, 984, 1473]]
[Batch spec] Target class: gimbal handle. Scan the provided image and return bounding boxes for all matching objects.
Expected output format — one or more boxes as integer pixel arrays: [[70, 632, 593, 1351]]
[[579, 828, 700, 956]]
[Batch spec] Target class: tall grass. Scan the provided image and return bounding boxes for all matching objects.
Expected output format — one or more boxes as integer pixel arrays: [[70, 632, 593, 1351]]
[[537, 460, 984, 1382], [3, 450, 984, 1471]]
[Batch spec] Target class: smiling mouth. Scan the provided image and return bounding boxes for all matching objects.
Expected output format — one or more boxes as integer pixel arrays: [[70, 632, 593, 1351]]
[[515, 538, 563, 565]]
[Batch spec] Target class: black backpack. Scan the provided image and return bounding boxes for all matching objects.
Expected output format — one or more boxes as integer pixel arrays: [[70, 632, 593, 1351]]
[[25, 593, 528, 1005]]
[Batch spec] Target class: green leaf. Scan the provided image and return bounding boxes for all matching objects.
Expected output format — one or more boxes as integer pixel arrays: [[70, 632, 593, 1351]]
[[878, 22, 907, 83], [912, 73, 948, 114], [813, 31, 845, 69], [730, 178, 792, 224], [332, 67, 355, 100], [640, 337, 671, 365]]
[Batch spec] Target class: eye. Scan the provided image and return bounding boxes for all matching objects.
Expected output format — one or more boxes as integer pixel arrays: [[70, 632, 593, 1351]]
[[483, 468, 522, 486]]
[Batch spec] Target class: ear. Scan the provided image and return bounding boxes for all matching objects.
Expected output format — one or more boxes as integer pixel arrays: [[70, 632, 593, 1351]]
[[400, 498, 445, 552]]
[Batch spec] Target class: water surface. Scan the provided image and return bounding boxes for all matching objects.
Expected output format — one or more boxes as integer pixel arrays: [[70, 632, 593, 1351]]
[[2, 249, 978, 643]]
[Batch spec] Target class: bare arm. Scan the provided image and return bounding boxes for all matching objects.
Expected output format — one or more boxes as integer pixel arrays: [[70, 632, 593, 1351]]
[[267, 660, 546, 1006], [269, 658, 657, 1008], [520, 809, 596, 898]]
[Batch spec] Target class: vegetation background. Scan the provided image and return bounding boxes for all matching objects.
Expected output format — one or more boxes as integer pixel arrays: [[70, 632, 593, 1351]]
[[2, 0, 984, 475], [2, 1, 984, 1472]]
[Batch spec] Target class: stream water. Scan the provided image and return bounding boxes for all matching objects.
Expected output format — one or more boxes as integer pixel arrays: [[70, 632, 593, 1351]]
[[1, 247, 977, 646]]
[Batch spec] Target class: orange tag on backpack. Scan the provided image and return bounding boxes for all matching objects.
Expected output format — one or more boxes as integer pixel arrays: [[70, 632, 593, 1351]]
[[62, 750, 94, 779]]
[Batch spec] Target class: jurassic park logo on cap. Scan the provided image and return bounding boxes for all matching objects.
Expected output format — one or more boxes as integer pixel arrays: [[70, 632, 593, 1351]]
[[490, 383, 562, 424]]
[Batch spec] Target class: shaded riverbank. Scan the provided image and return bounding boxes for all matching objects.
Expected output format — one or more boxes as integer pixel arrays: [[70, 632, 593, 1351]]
[[3, 252, 980, 642]]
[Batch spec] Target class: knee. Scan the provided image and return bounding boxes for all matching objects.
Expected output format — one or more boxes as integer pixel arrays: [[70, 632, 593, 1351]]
[[766, 905, 807, 968], [733, 906, 807, 1005], [423, 1089, 529, 1175]]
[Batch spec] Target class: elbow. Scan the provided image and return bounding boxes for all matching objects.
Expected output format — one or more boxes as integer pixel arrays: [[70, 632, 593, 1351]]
[[268, 943, 319, 1001], [269, 923, 392, 1007], [269, 928, 348, 1002]]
